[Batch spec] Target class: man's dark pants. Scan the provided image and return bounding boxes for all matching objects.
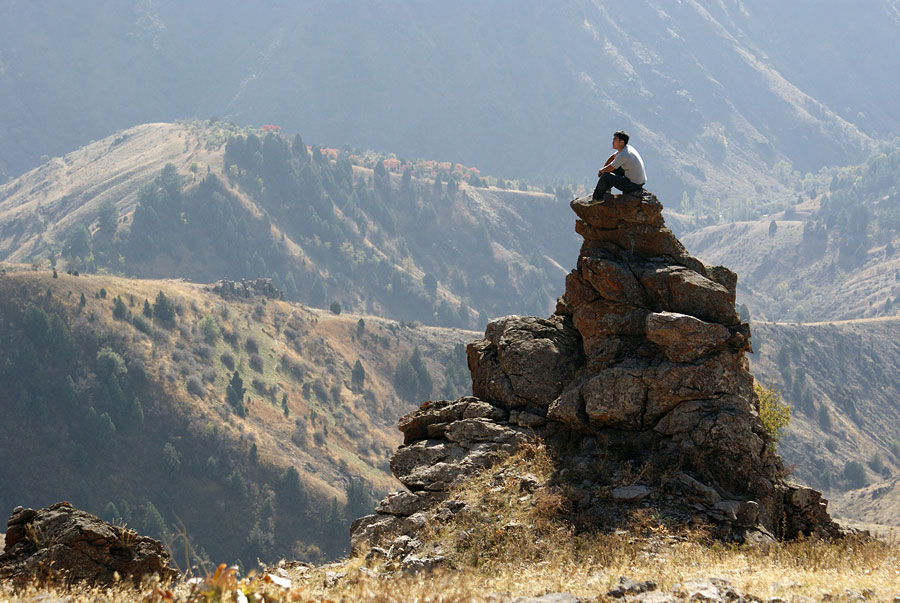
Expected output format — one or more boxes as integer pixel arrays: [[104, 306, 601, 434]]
[[593, 167, 643, 199]]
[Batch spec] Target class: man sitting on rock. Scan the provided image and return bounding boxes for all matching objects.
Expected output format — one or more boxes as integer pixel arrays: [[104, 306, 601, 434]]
[[593, 130, 646, 199]]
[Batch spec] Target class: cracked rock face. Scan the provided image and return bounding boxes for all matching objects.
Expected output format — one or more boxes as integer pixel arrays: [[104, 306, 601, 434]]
[[351, 191, 840, 558], [0, 502, 177, 586]]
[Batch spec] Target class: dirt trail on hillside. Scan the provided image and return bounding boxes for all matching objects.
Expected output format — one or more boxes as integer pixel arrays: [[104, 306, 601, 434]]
[[758, 316, 900, 327]]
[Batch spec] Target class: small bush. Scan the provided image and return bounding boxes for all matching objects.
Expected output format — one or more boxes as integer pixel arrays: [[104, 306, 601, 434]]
[[202, 367, 217, 383], [252, 378, 270, 395], [186, 375, 205, 397], [330, 301, 342, 315], [245, 336, 259, 354], [199, 315, 222, 343], [280, 353, 305, 379], [223, 329, 239, 346], [755, 382, 791, 452], [843, 460, 868, 489], [220, 352, 235, 370], [193, 343, 212, 360], [868, 453, 885, 474], [291, 424, 308, 447], [132, 314, 153, 335], [249, 353, 264, 372]]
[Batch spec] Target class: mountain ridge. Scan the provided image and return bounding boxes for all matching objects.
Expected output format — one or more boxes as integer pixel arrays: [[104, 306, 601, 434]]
[[0, 121, 579, 330], [3, 1, 897, 206]]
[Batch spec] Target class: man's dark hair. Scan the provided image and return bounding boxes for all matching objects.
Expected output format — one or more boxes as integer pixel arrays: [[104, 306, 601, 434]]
[[614, 131, 630, 145]]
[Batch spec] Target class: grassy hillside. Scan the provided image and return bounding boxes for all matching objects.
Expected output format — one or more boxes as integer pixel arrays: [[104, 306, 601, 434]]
[[0, 121, 578, 330], [749, 319, 900, 527], [0, 267, 473, 564]]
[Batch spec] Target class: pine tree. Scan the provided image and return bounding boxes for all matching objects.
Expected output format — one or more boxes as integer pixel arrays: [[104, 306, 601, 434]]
[[112, 296, 128, 320], [352, 359, 366, 387], [142, 502, 167, 539], [103, 501, 122, 524], [226, 371, 246, 415], [152, 290, 176, 326]]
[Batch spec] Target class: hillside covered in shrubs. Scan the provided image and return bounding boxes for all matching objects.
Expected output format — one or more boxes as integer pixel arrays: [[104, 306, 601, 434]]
[[0, 268, 471, 565]]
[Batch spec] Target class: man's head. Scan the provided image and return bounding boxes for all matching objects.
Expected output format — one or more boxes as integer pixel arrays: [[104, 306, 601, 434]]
[[613, 130, 630, 150]]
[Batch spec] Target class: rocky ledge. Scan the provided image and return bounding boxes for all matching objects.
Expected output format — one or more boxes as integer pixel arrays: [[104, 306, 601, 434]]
[[0, 502, 177, 586], [352, 191, 840, 564]]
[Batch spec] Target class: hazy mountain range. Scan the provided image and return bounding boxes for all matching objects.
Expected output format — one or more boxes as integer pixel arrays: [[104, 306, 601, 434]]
[[3, 1, 899, 204]]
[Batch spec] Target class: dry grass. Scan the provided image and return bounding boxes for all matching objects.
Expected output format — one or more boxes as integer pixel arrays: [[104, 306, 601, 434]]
[[15, 444, 891, 603], [3, 443, 900, 602]]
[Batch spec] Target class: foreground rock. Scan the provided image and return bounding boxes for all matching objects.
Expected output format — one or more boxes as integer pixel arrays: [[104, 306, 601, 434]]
[[0, 502, 177, 586], [351, 190, 840, 564]]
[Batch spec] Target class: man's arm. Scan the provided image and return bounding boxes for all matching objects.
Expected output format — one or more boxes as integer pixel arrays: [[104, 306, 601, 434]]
[[597, 153, 617, 177]]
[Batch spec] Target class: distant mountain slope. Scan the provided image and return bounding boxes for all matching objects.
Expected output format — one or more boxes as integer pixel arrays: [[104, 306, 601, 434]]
[[0, 123, 214, 260], [0, 122, 579, 329], [3, 1, 896, 204], [681, 147, 900, 322], [0, 267, 473, 563], [749, 319, 900, 526]]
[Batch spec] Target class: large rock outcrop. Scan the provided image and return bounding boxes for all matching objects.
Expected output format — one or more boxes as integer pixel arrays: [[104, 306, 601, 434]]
[[0, 502, 177, 586], [351, 191, 839, 559]]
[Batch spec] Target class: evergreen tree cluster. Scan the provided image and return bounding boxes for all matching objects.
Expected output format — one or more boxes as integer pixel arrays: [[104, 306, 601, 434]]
[[393, 346, 433, 402], [819, 150, 900, 267]]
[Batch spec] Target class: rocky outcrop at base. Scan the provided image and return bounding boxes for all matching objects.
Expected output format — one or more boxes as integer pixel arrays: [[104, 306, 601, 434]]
[[351, 190, 840, 563], [0, 502, 177, 586]]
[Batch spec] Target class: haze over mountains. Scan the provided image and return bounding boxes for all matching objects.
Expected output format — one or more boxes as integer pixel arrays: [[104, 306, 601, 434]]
[[3, 1, 900, 204]]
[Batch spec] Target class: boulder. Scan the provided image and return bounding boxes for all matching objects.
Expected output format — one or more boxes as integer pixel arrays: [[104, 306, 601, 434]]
[[546, 384, 588, 430], [612, 485, 651, 502], [398, 397, 505, 445], [375, 491, 447, 517], [638, 265, 739, 326], [644, 311, 731, 362], [468, 314, 583, 410], [0, 502, 177, 586]]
